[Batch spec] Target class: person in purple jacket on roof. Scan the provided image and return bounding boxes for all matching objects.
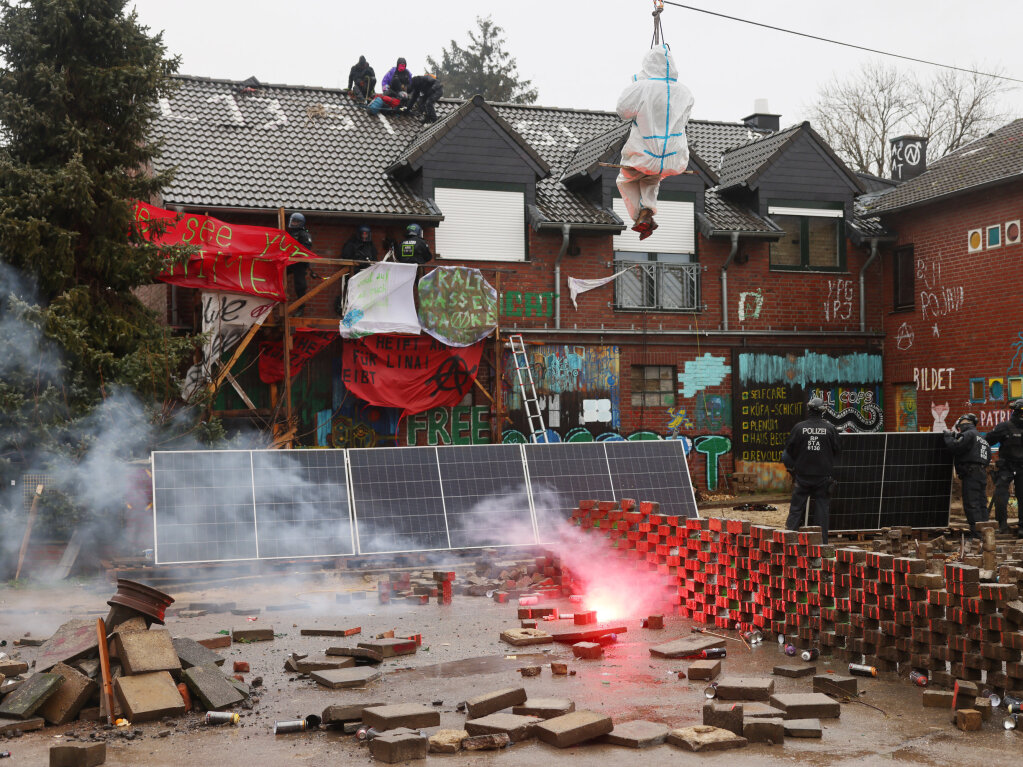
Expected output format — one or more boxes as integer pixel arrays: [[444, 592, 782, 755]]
[[381, 57, 412, 95]]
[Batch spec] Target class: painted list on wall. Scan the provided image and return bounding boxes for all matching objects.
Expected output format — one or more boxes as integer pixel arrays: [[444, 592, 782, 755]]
[[736, 385, 805, 462]]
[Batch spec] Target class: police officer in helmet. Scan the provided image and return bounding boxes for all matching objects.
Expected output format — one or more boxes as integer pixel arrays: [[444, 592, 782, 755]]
[[986, 399, 1023, 537], [396, 223, 433, 265], [943, 413, 991, 538], [783, 396, 841, 543]]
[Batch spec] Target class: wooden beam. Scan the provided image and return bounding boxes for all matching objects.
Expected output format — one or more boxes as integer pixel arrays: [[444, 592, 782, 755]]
[[494, 273, 504, 443], [283, 309, 293, 436], [286, 269, 346, 316], [225, 372, 256, 410], [289, 317, 342, 330], [15, 484, 44, 580], [208, 321, 262, 397], [212, 408, 273, 417]]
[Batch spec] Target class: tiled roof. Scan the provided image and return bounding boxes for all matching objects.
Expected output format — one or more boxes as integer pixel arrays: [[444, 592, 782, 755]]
[[700, 188, 783, 237], [868, 118, 1023, 213], [687, 120, 771, 172], [717, 124, 804, 189], [560, 122, 630, 182]]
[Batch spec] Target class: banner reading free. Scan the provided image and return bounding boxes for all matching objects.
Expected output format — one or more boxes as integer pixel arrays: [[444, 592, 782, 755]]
[[134, 200, 319, 301], [340, 335, 484, 415]]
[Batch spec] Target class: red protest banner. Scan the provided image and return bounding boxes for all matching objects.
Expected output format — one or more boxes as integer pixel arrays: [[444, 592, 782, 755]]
[[258, 331, 335, 383], [340, 335, 484, 416], [134, 200, 319, 301]]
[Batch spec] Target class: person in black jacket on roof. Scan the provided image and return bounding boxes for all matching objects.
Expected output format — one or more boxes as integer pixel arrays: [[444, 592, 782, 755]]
[[783, 397, 841, 543], [347, 56, 376, 102], [341, 225, 377, 268], [943, 413, 991, 538], [396, 223, 432, 265], [408, 73, 443, 123], [986, 398, 1023, 537]]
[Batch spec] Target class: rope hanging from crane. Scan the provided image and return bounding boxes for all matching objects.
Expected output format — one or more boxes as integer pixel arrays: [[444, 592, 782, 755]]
[[650, 0, 666, 47]]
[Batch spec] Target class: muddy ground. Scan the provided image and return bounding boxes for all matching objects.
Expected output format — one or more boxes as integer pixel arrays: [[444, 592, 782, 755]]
[[1, 562, 1021, 767]]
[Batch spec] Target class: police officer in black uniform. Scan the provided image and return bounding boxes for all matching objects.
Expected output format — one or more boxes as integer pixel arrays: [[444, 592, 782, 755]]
[[943, 413, 991, 537], [986, 399, 1023, 537], [286, 212, 315, 313], [783, 397, 841, 543], [396, 223, 433, 265]]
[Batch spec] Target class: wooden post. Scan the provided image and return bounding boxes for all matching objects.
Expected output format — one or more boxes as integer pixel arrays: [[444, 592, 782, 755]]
[[283, 309, 293, 440], [14, 484, 43, 581], [96, 618, 116, 725], [494, 273, 503, 443]]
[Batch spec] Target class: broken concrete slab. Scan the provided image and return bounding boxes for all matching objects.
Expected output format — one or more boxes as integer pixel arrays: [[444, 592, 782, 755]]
[[465, 712, 543, 741], [294, 654, 355, 673], [687, 659, 721, 680], [0, 716, 44, 734], [368, 731, 429, 763], [741, 703, 786, 719], [667, 725, 748, 752], [0, 661, 29, 677], [0, 672, 64, 719], [784, 718, 823, 738], [463, 733, 510, 751], [649, 635, 725, 659], [512, 698, 575, 719], [535, 710, 613, 748], [774, 664, 817, 678], [428, 729, 468, 754], [39, 663, 97, 726], [742, 716, 784, 743], [231, 627, 274, 642], [465, 687, 527, 719], [182, 666, 244, 711], [311, 667, 381, 689], [321, 702, 387, 725], [49, 742, 106, 767], [814, 674, 856, 696], [325, 646, 383, 664], [113, 671, 185, 723], [357, 638, 417, 658], [115, 630, 180, 676], [769, 693, 841, 719], [500, 628, 553, 647], [603, 719, 669, 747], [172, 637, 225, 670], [72, 658, 99, 679], [230, 607, 260, 616], [703, 702, 743, 735], [548, 623, 626, 644], [714, 677, 775, 701], [197, 636, 232, 650], [34, 619, 98, 672], [362, 704, 440, 731], [300, 626, 361, 637]]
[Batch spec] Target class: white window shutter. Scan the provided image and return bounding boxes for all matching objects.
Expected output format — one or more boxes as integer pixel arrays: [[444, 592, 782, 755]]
[[434, 187, 525, 262], [613, 199, 695, 254]]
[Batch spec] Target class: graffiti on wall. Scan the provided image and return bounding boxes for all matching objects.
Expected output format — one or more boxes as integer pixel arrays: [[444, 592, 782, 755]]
[[917, 259, 965, 321], [914, 367, 954, 391], [693, 393, 732, 431], [502, 291, 555, 318], [896, 322, 914, 350], [694, 435, 731, 491], [679, 354, 731, 398], [406, 405, 490, 445], [1010, 332, 1023, 375], [666, 406, 695, 435], [894, 384, 918, 432], [808, 386, 883, 432], [738, 350, 882, 389], [823, 279, 854, 322], [738, 290, 763, 322], [928, 402, 950, 432]]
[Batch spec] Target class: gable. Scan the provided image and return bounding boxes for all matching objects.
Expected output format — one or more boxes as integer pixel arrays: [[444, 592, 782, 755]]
[[754, 131, 862, 209]]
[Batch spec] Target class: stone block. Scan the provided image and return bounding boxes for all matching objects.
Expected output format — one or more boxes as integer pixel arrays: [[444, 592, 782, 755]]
[[362, 704, 440, 731], [114, 629, 180, 676], [465, 712, 542, 741], [39, 663, 97, 726], [0, 716, 44, 734], [0, 661, 29, 677], [357, 638, 417, 658], [73, 659, 99, 679], [649, 636, 725, 658], [465, 687, 527, 718], [769, 693, 841, 719], [35, 620, 98, 672], [743, 716, 785, 743], [300, 626, 361, 637], [294, 654, 355, 673], [572, 641, 603, 659], [368, 731, 428, 763], [956, 709, 982, 731], [687, 660, 721, 681], [603, 719, 669, 747], [325, 646, 383, 663], [742, 703, 786, 718], [813, 674, 857, 696], [715, 677, 775, 701], [703, 702, 743, 735], [0, 672, 64, 719], [500, 628, 553, 647], [49, 742, 106, 767], [172, 637, 225, 670], [463, 733, 510, 750], [182, 666, 244, 711], [512, 698, 575, 719], [953, 679, 978, 710], [644, 615, 664, 630], [774, 664, 817, 678], [974, 696, 992, 720], [311, 667, 381, 689], [197, 636, 232, 650], [784, 718, 823, 738], [922, 690, 955, 708], [548, 623, 626, 643], [667, 725, 748, 752], [231, 627, 274, 642], [321, 702, 387, 725], [113, 671, 185, 723], [535, 710, 613, 748], [428, 729, 468, 753]]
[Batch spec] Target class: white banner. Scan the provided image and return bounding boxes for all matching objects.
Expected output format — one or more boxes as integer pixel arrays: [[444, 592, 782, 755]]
[[567, 267, 636, 309], [338, 262, 422, 339]]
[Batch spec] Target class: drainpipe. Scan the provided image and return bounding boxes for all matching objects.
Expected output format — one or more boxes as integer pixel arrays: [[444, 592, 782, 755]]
[[554, 223, 571, 329], [859, 238, 879, 332], [720, 232, 739, 331]]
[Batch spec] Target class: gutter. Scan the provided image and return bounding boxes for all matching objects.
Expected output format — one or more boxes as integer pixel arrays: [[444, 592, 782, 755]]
[[511, 327, 883, 339], [720, 233, 739, 331], [171, 204, 444, 224], [859, 238, 879, 332], [554, 224, 571, 329]]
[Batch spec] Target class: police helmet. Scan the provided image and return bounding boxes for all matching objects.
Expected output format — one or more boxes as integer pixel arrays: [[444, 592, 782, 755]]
[[406, 223, 422, 238], [807, 397, 827, 415], [956, 413, 979, 429], [358, 225, 371, 237], [288, 212, 306, 228], [1011, 399, 1023, 423]]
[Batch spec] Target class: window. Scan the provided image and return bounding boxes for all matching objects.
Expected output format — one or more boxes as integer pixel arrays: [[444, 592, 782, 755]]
[[768, 203, 845, 271], [893, 245, 914, 311], [632, 366, 675, 408], [613, 252, 700, 311], [1009, 377, 1023, 400], [969, 378, 986, 403], [434, 183, 525, 261], [612, 198, 696, 255]]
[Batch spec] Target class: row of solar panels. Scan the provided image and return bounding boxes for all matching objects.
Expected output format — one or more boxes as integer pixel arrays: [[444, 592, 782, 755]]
[[151, 441, 698, 564]]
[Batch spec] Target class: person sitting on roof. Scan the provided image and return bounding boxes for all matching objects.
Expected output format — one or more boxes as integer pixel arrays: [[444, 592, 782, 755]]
[[347, 56, 376, 103], [381, 57, 412, 106], [408, 73, 443, 124], [615, 44, 694, 240], [342, 225, 378, 270], [395, 223, 433, 265]]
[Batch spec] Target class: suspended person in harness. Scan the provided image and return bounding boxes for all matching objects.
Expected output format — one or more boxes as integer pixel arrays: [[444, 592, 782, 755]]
[[986, 398, 1023, 537], [943, 413, 991, 538], [614, 43, 694, 240], [396, 223, 433, 265], [783, 397, 841, 543]]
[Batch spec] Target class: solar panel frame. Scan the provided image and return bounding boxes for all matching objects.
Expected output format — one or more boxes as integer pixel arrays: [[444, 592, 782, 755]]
[[604, 440, 699, 521], [524, 442, 616, 539]]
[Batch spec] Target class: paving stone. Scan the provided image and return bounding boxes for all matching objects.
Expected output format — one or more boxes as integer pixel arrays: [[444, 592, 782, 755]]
[[784, 718, 822, 738], [572, 641, 603, 659], [362, 704, 440, 731], [368, 731, 428, 763], [357, 638, 417, 658], [115, 630, 180, 676], [113, 671, 185, 723], [325, 646, 383, 663], [294, 654, 355, 673], [550, 662, 569, 675], [774, 664, 817, 678], [743, 716, 785, 743], [500, 628, 553, 647], [231, 627, 274, 642], [0, 716, 44, 734], [311, 667, 381, 689], [974, 696, 993, 720], [230, 607, 260, 616], [703, 702, 743, 735], [197, 636, 232, 650], [667, 725, 748, 752], [687, 660, 721, 680], [0, 661, 29, 677], [172, 637, 225, 670], [956, 708, 982, 731], [814, 674, 857, 696], [535, 710, 613, 748], [321, 702, 387, 725], [953, 680, 978, 710], [548, 624, 627, 644], [465, 712, 542, 741], [300, 626, 361, 637], [0, 672, 64, 719], [741, 703, 786, 719], [715, 677, 775, 701], [465, 687, 527, 718], [649, 636, 726, 658], [48, 742, 106, 767], [769, 693, 841, 719], [38, 663, 97, 726], [512, 698, 575, 719], [428, 729, 467, 753], [72, 659, 99, 679], [463, 733, 510, 750], [603, 719, 669, 747], [34, 620, 98, 672], [182, 666, 244, 711], [922, 690, 955, 708]]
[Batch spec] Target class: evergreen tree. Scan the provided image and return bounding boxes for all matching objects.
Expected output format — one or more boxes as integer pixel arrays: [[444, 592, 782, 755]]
[[427, 16, 538, 104]]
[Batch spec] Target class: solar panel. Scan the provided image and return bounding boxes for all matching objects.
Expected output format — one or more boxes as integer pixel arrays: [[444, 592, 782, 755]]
[[604, 440, 699, 520], [436, 444, 535, 548], [525, 443, 616, 535]]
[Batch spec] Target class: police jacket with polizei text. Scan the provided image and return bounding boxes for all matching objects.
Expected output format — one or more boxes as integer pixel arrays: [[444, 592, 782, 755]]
[[985, 419, 1023, 464], [783, 416, 841, 480], [396, 235, 432, 265], [943, 424, 991, 468]]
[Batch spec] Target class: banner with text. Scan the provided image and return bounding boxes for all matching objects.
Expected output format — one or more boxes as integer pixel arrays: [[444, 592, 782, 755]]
[[340, 335, 484, 415], [134, 200, 319, 301], [417, 266, 497, 347], [339, 262, 421, 339], [258, 331, 335, 384]]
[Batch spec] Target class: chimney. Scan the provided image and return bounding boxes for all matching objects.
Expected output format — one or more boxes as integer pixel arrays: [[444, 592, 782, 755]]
[[889, 135, 927, 182], [742, 98, 780, 133]]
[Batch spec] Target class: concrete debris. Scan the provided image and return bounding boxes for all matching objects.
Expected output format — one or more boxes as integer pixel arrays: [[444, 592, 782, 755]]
[[368, 730, 428, 763], [48, 742, 106, 767], [769, 693, 841, 719], [171, 638, 225, 670], [603, 719, 669, 747], [464, 687, 527, 719], [0, 672, 64, 719], [687, 659, 721, 680], [535, 710, 613, 748], [499, 628, 553, 647], [115, 630, 180, 676], [512, 698, 575, 719], [182, 666, 246, 711], [702, 702, 743, 735], [231, 628, 274, 642], [462, 732, 510, 750], [783, 718, 823, 738], [362, 704, 440, 731], [714, 677, 775, 701], [114, 671, 186, 723], [464, 712, 542, 741], [742, 716, 785, 743], [428, 729, 468, 753], [310, 667, 381, 689], [38, 663, 97, 726], [667, 725, 748, 752]]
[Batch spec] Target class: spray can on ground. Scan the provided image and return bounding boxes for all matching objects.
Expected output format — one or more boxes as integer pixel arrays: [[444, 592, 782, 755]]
[[205, 712, 240, 726], [1003, 714, 1017, 730], [356, 727, 381, 741], [684, 647, 726, 659], [742, 631, 763, 645], [274, 720, 307, 734], [0, 752, 10, 759], [1005, 695, 1022, 710], [849, 663, 877, 677], [784, 644, 798, 657], [908, 671, 928, 687], [704, 683, 719, 699], [1008, 702, 1023, 715], [801, 648, 819, 661]]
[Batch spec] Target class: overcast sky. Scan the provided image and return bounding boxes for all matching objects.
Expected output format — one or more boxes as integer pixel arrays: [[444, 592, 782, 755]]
[[129, 0, 1023, 126]]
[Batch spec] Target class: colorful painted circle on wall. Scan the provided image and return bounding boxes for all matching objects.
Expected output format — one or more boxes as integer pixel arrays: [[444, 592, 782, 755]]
[[969, 230, 983, 250], [1008, 221, 1020, 243]]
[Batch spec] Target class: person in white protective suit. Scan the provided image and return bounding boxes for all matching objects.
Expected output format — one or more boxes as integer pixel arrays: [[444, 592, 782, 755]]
[[616, 44, 695, 239]]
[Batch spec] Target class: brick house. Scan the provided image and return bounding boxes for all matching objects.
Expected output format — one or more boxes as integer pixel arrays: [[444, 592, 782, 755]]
[[150, 75, 892, 491]]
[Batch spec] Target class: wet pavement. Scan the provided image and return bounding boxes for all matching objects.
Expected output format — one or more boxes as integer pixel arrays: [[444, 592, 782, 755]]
[[1, 574, 1021, 766]]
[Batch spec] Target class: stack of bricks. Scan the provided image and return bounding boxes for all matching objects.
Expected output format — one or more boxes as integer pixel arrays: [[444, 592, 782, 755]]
[[558, 498, 1023, 697]]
